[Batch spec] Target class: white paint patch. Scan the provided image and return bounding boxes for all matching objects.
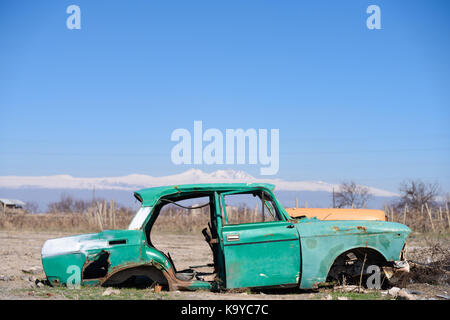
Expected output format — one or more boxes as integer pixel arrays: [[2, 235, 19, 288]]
[[41, 235, 109, 258], [128, 206, 152, 230]]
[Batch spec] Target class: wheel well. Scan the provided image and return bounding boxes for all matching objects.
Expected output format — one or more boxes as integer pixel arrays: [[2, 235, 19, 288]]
[[327, 247, 387, 282], [102, 265, 169, 288]]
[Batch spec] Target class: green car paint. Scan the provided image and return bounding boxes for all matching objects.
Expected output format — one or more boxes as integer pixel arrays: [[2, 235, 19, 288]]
[[41, 183, 410, 291], [294, 219, 410, 288], [222, 221, 301, 288]]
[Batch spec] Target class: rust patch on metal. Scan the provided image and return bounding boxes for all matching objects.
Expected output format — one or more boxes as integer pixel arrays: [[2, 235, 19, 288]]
[[357, 226, 367, 232]]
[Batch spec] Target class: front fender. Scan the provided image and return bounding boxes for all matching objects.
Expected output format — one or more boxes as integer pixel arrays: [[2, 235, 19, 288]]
[[295, 219, 410, 288]]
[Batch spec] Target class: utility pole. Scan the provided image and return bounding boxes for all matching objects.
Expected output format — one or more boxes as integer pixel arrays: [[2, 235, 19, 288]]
[[332, 187, 336, 208]]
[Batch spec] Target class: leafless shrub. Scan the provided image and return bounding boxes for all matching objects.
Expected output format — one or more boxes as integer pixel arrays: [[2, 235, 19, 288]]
[[24, 201, 39, 213], [397, 180, 440, 211], [334, 181, 372, 208], [406, 237, 450, 285], [47, 193, 92, 214]]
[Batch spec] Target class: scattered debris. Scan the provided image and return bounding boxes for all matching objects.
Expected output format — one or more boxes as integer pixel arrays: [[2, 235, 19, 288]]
[[383, 260, 410, 286], [102, 287, 121, 296], [325, 294, 332, 300], [334, 285, 366, 293], [409, 290, 423, 295], [22, 266, 42, 275], [436, 294, 450, 300], [398, 289, 416, 300], [388, 287, 400, 297], [0, 275, 15, 281], [154, 284, 162, 293], [387, 286, 416, 300], [337, 296, 348, 300]]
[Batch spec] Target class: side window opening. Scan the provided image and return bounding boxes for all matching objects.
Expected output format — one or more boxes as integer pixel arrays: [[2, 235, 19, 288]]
[[223, 191, 282, 225]]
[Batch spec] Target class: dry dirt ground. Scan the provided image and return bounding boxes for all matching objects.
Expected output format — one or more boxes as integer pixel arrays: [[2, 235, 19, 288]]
[[0, 230, 448, 300]]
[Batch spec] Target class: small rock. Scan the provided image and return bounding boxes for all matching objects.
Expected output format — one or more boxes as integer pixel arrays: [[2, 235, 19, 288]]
[[337, 296, 348, 300], [397, 289, 415, 300], [409, 290, 423, 295], [22, 267, 42, 275], [325, 294, 332, 300], [388, 287, 401, 297], [20, 275, 28, 281], [36, 282, 44, 288], [28, 276, 36, 282], [102, 287, 120, 296], [0, 275, 7, 281]]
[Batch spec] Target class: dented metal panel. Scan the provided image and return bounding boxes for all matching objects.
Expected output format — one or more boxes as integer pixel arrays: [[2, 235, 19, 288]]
[[295, 219, 410, 288]]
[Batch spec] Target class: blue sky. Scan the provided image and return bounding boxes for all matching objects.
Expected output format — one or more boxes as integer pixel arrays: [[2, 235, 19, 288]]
[[0, 0, 449, 193]]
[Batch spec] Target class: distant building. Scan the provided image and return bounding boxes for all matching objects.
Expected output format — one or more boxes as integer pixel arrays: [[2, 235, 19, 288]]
[[0, 198, 26, 214]]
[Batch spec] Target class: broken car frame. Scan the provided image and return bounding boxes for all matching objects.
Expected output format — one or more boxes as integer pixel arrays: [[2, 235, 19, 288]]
[[41, 183, 410, 291]]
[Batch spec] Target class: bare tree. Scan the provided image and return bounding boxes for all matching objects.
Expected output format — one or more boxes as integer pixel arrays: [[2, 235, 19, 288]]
[[444, 193, 450, 206], [47, 193, 91, 213], [397, 180, 440, 211], [24, 201, 39, 214], [334, 181, 372, 208]]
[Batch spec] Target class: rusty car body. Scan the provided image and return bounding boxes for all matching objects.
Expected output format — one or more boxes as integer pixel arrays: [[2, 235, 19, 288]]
[[41, 183, 410, 291]]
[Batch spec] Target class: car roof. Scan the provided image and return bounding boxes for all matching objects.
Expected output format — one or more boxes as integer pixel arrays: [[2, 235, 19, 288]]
[[134, 183, 275, 206]]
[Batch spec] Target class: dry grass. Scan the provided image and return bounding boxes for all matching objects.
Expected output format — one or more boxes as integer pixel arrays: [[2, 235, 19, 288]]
[[0, 204, 263, 234], [2, 198, 449, 235], [0, 206, 211, 234]]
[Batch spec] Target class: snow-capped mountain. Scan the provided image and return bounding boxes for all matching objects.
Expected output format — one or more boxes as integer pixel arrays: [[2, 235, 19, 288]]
[[0, 168, 397, 197]]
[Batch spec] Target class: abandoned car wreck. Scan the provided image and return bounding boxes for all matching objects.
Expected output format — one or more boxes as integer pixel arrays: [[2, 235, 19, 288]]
[[41, 183, 411, 291]]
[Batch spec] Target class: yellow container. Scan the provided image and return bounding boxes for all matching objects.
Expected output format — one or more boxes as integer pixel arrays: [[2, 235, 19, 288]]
[[285, 208, 386, 221]]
